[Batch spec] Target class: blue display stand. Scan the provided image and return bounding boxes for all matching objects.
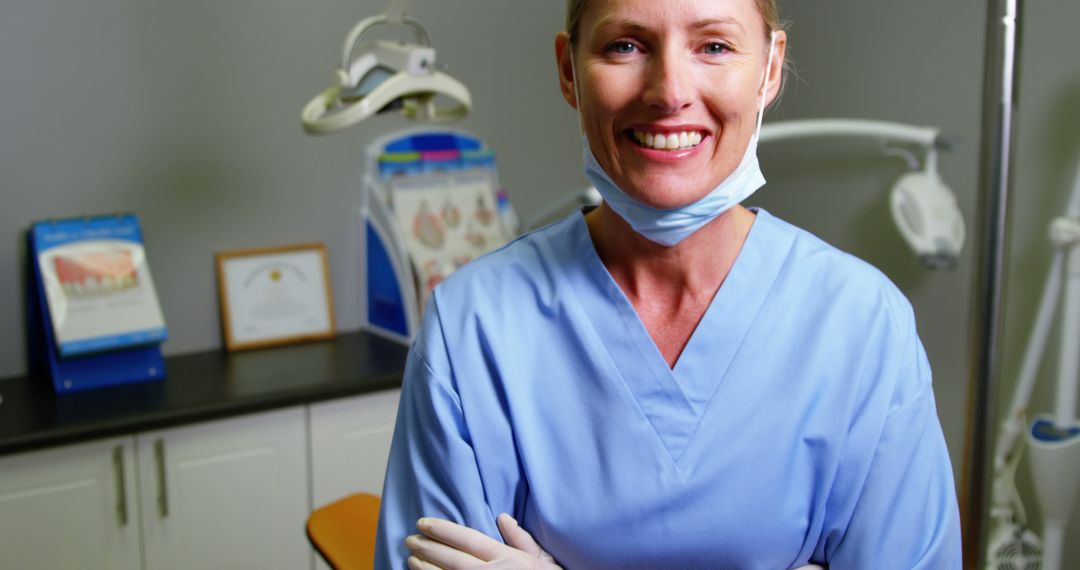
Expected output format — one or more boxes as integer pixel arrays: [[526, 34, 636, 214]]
[[358, 128, 514, 343], [26, 217, 166, 394]]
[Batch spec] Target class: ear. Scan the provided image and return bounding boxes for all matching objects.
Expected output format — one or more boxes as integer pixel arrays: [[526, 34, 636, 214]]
[[763, 30, 788, 109], [554, 32, 579, 110]]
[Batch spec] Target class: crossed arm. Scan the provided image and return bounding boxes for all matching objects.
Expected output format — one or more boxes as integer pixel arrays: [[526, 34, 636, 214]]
[[404, 515, 826, 570], [404, 513, 562, 570]]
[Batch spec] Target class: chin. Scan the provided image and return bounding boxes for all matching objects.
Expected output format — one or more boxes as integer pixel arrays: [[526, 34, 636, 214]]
[[624, 177, 714, 210]]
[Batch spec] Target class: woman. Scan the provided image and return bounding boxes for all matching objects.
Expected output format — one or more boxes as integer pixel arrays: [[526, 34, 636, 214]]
[[375, 0, 962, 568]]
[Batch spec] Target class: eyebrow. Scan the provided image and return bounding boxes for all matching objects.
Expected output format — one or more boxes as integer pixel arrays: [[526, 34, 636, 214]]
[[592, 16, 747, 34], [593, 17, 647, 33]]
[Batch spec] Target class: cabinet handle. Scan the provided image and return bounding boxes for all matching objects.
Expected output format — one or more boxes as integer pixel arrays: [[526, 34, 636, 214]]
[[112, 445, 128, 527], [154, 439, 169, 518]]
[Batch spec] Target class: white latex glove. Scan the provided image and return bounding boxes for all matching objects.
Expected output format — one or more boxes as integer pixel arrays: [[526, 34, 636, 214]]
[[405, 513, 562, 570], [404, 516, 824, 570]]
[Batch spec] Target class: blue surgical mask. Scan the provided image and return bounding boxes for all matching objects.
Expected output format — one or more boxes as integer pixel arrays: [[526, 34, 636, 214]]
[[577, 33, 777, 247]]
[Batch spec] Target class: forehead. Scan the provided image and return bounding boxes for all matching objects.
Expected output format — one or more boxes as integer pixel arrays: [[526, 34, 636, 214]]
[[580, 0, 763, 35]]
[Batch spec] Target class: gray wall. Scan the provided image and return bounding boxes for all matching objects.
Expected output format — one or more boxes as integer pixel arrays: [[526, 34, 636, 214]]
[[769, 2, 1080, 565], [998, 1, 1080, 566], [757, 2, 986, 486], [0, 0, 581, 376]]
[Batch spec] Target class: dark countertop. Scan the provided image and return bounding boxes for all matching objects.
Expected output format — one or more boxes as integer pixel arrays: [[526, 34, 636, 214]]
[[0, 331, 409, 456]]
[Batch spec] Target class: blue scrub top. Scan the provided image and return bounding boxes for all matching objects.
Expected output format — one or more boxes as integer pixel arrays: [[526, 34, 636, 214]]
[[375, 209, 962, 569]]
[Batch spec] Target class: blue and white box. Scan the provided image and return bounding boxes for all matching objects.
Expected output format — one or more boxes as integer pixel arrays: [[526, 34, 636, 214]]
[[31, 215, 167, 358]]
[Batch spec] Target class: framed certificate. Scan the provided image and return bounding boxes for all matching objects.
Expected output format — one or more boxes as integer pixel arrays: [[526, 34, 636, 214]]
[[216, 243, 336, 351]]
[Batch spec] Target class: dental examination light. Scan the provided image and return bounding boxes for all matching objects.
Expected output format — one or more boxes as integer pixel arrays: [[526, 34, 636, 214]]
[[301, 0, 471, 134], [299, 2, 512, 343], [760, 119, 965, 270], [986, 157, 1080, 570]]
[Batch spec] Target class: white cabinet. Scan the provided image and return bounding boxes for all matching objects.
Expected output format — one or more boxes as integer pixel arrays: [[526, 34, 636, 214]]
[[136, 407, 312, 570], [0, 437, 141, 570], [309, 389, 400, 570], [0, 390, 402, 570], [309, 389, 400, 508]]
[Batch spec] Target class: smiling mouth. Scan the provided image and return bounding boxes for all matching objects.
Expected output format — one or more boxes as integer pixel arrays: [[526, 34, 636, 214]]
[[629, 129, 704, 151]]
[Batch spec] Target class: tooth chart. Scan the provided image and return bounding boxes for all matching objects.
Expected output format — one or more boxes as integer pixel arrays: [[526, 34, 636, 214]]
[[36, 234, 166, 357], [391, 172, 512, 305], [54, 250, 139, 296]]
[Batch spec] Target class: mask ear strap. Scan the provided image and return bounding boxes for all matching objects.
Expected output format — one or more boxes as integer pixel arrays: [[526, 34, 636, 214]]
[[755, 31, 778, 136], [569, 48, 585, 133]]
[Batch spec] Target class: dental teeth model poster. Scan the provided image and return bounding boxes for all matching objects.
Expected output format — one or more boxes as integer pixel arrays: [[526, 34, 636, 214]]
[[31, 215, 167, 358], [390, 171, 512, 305]]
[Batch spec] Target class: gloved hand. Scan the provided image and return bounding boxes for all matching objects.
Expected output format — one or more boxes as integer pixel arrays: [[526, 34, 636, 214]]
[[405, 513, 562, 569]]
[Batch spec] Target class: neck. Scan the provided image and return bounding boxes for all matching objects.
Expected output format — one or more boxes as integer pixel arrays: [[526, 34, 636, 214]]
[[585, 203, 755, 302]]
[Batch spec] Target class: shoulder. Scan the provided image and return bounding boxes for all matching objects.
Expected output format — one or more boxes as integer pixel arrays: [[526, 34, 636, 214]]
[[431, 212, 583, 313], [760, 211, 930, 413], [412, 214, 586, 389], [761, 209, 916, 337]]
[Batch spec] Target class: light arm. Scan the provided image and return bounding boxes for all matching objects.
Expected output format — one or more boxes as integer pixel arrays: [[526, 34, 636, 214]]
[[759, 119, 941, 148]]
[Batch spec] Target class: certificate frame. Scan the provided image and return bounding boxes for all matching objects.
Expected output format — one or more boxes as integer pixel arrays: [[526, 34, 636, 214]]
[[215, 243, 336, 351]]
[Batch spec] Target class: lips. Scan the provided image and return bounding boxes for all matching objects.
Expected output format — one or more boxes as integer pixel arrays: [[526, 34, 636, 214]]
[[629, 129, 706, 151]]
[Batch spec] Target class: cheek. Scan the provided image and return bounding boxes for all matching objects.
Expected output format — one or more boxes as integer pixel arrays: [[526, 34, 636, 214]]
[[701, 72, 760, 114], [706, 93, 763, 133], [583, 68, 641, 118]]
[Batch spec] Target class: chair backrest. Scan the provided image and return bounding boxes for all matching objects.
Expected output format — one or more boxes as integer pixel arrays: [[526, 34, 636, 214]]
[[307, 493, 382, 569]]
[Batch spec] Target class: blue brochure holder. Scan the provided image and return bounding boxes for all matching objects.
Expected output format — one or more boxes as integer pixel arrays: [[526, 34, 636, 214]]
[[358, 128, 514, 343], [26, 216, 166, 394]]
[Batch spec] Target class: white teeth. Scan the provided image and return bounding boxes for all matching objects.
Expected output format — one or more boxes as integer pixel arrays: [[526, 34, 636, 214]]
[[633, 130, 704, 151]]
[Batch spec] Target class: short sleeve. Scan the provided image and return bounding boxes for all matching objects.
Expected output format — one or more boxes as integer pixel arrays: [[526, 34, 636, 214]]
[[373, 300, 501, 570], [820, 306, 962, 568]]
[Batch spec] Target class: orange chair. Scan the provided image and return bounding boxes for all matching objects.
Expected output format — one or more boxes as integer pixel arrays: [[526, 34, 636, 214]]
[[307, 493, 382, 569]]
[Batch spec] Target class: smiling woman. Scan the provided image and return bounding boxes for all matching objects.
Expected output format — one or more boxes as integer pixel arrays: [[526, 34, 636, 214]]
[[562, 0, 783, 216], [374, 1, 963, 569]]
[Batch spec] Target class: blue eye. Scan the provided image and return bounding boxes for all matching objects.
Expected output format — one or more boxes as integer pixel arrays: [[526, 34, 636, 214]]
[[703, 42, 731, 55], [606, 41, 637, 55]]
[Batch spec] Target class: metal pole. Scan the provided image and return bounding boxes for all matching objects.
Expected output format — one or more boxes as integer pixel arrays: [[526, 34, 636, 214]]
[[964, 0, 1020, 566]]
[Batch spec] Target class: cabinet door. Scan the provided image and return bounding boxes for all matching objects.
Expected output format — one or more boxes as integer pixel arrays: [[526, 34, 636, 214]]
[[309, 389, 400, 507], [137, 407, 311, 570], [0, 437, 140, 570]]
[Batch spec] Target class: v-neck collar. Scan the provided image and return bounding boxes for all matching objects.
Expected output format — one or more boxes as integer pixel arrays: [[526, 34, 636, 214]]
[[555, 208, 796, 463]]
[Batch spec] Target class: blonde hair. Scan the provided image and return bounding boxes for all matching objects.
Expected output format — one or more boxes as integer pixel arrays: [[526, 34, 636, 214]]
[[565, 0, 782, 45]]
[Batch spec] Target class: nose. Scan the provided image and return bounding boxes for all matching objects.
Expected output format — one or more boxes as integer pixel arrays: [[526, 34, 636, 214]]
[[641, 49, 693, 113]]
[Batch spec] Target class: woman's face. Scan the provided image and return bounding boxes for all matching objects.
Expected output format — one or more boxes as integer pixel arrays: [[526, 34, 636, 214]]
[[556, 0, 786, 210]]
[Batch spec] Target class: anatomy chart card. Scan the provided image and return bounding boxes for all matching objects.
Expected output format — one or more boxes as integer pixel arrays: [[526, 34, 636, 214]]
[[390, 172, 512, 304], [31, 215, 167, 357]]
